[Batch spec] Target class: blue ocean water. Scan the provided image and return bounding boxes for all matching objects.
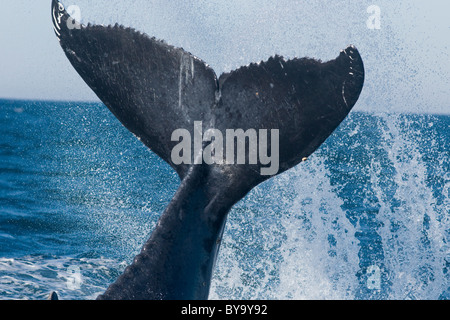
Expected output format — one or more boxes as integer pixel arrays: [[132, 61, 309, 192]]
[[0, 99, 448, 300]]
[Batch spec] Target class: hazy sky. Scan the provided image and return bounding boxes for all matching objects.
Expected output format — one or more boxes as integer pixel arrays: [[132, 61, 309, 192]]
[[0, 0, 448, 114]]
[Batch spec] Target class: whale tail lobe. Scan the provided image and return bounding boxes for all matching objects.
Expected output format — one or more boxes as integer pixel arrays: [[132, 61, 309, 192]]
[[52, 0, 364, 299]]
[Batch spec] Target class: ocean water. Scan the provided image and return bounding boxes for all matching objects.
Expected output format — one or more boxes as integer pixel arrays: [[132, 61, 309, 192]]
[[0, 99, 448, 300]]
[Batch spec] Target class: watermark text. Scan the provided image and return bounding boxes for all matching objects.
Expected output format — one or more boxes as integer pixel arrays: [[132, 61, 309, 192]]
[[171, 121, 280, 176]]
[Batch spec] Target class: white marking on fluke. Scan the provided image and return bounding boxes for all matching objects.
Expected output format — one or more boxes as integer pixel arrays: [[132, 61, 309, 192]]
[[52, 2, 65, 41], [342, 80, 349, 108], [178, 53, 195, 110]]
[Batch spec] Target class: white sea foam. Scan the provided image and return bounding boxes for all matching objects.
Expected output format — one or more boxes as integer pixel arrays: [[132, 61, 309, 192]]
[[371, 114, 449, 299], [0, 255, 124, 300], [211, 113, 449, 300], [211, 155, 360, 300]]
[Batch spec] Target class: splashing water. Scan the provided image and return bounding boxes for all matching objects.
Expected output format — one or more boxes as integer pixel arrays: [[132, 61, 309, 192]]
[[211, 111, 449, 300], [369, 114, 449, 299]]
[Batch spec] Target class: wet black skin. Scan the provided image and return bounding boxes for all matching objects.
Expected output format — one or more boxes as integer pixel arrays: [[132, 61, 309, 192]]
[[51, 0, 364, 300]]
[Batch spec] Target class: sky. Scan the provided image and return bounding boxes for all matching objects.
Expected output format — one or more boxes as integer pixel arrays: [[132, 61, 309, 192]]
[[0, 0, 448, 114]]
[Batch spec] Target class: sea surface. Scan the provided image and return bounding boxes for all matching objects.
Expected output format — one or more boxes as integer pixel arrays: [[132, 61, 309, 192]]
[[0, 99, 448, 300]]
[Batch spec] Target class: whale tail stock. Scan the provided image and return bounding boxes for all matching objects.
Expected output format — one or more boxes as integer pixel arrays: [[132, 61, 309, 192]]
[[52, 0, 364, 299]]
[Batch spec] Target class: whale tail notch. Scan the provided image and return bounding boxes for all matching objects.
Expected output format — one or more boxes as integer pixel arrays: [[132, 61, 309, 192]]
[[52, 0, 364, 300]]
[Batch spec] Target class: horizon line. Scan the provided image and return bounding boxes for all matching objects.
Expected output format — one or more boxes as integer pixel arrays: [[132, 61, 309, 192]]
[[0, 96, 449, 117]]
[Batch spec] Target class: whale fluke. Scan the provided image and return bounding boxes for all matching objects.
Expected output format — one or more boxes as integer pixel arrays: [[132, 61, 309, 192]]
[[47, 291, 59, 300], [51, 0, 364, 300]]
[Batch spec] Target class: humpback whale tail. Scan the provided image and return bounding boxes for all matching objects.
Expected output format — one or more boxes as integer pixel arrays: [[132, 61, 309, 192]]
[[51, 0, 364, 299]]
